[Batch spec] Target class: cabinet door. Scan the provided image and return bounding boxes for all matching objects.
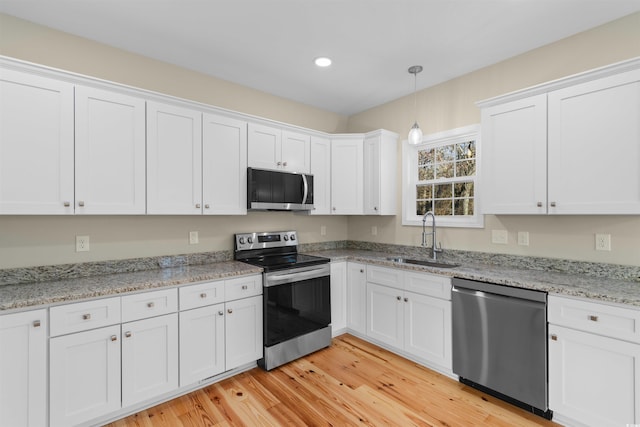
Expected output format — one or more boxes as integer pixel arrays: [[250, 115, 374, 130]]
[[548, 69, 640, 214], [75, 86, 146, 214], [50, 325, 121, 427], [309, 135, 331, 215], [203, 113, 248, 214], [330, 261, 347, 335], [179, 304, 226, 386], [0, 69, 74, 214], [282, 130, 311, 173], [549, 324, 640, 427], [481, 94, 547, 214], [247, 122, 281, 170], [122, 313, 178, 407], [346, 262, 367, 335], [147, 101, 202, 214], [363, 131, 397, 215], [225, 295, 263, 370], [404, 292, 452, 369], [0, 309, 47, 427], [331, 137, 364, 214], [363, 134, 381, 215], [366, 283, 403, 348]]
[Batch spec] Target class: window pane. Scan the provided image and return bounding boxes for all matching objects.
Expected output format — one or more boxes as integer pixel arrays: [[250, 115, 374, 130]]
[[454, 182, 474, 197], [456, 159, 476, 177], [436, 161, 454, 179], [418, 149, 434, 165], [416, 184, 432, 199], [456, 141, 476, 160], [416, 201, 432, 215], [434, 199, 452, 215], [436, 145, 455, 162], [435, 183, 452, 198], [454, 198, 474, 216], [419, 166, 434, 180]]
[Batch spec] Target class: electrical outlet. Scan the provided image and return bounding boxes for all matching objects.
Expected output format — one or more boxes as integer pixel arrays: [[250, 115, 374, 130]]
[[76, 235, 90, 252], [371, 226, 378, 236], [517, 231, 530, 246], [320, 225, 327, 236], [595, 233, 611, 251], [189, 231, 199, 245], [491, 229, 508, 245]]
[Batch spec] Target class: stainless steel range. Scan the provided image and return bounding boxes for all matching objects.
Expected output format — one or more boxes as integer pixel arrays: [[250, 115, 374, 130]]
[[234, 231, 331, 370]]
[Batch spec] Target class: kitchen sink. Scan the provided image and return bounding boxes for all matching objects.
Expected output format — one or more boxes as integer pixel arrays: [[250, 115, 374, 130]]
[[386, 257, 459, 269]]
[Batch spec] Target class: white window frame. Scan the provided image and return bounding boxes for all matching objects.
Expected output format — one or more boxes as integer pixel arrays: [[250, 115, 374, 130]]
[[402, 124, 483, 228]]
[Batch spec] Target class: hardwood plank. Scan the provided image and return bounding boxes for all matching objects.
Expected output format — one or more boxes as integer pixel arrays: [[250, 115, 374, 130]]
[[106, 334, 560, 427]]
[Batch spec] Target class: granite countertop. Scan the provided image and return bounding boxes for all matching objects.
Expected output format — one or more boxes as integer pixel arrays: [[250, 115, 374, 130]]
[[307, 249, 640, 308], [0, 261, 262, 312]]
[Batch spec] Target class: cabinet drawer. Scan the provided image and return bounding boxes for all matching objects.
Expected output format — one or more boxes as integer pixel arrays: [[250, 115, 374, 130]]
[[404, 271, 451, 300], [367, 265, 403, 289], [50, 297, 121, 336], [179, 280, 225, 310], [549, 295, 640, 344], [225, 275, 262, 301], [121, 289, 177, 323]]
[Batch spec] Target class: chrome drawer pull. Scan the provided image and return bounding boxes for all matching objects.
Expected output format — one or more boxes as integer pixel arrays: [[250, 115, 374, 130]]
[[78, 201, 85, 207], [200, 293, 207, 298], [63, 201, 70, 207], [404, 297, 409, 302], [550, 334, 558, 341], [588, 315, 598, 322], [33, 320, 41, 328], [396, 296, 401, 301], [227, 308, 233, 314], [147, 302, 155, 308], [537, 202, 543, 207], [242, 285, 248, 290], [125, 331, 132, 338], [110, 335, 117, 342], [218, 311, 224, 316], [82, 313, 91, 320]]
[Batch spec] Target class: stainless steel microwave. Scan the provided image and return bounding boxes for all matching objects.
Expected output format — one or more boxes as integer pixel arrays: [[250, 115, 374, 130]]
[[247, 167, 314, 211]]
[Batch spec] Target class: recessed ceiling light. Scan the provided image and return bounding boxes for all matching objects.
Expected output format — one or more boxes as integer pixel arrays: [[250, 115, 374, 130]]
[[314, 57, 332, 67]]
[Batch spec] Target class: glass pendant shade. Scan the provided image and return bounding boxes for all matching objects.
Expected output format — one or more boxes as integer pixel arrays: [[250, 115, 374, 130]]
[[408, 122, 423, 145]]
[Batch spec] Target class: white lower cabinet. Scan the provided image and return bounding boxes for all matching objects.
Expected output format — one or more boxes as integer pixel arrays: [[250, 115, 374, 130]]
[[224, 295, 263, 370], [330, 261, 347, 335], [0, 309, 47, 427], [346, 262, 367, 335], [121, 313, 179, 407], [49, 324, 122, 427], [548, 295, 640, 427], [365, 265, 452, 372]]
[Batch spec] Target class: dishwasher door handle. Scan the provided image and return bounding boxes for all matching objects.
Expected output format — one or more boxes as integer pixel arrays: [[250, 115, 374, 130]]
[[452, 285, 546, 309]]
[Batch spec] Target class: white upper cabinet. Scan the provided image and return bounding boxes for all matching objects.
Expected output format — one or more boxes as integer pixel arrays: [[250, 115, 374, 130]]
[[331, 136, 364, 214], [147, 101, 203, 214], [75, 86, 146, 214], [247, 123, 310, 173], [202, 113, 248, 214], [547, 69, 640, 214], [363, 130, 398, 215], [481, 94, 547, 214], [309, 135, 331, 215], [480, 61, 640, 215], [0, 69, 74, 214]]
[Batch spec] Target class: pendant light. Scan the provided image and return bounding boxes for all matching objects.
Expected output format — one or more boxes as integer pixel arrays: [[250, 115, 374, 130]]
[[408, 65, 423, 145]]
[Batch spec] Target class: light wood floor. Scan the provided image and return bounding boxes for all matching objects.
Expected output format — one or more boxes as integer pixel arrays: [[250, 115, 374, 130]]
[[107, 334, 560, 426]]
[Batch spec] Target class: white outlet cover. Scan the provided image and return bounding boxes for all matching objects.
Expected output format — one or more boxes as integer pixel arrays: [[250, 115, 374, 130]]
[[517, 231, 530, 246], [76, 235, 90, 252], [491, 229, 508, 244], [189, 231, 199, 245], [595, 233, 611, 251]]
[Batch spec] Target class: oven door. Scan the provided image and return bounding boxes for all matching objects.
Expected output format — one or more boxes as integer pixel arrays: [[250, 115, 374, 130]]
[[263, 264, 331, 347]]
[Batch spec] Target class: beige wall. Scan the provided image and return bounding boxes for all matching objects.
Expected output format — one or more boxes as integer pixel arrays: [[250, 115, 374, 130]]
[[1, 12, 640, 268], [347, 12, 640, 266]]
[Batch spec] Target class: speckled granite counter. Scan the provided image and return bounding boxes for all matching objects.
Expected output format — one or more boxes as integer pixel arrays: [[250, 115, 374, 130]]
[[307, 249, 640, 308], [0, 261, 262, 312]]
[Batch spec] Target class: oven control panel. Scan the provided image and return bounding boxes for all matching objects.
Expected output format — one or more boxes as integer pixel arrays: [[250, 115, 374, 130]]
[[235, 231, 297, 251]]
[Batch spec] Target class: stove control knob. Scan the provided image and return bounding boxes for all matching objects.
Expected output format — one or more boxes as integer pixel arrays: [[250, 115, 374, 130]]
[[283, 235, 289, 241], [247, 237, 254, 244], [290, 234, 296, 241], [239, 237, 245, 244]]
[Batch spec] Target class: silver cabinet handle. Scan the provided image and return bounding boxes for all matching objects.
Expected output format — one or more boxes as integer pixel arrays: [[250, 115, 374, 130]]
[[200, 293, 207, 298], [588, 315, 598, 322], [277, 161, 282, 166], [227, 308, 233, 314], [195, 203, 201, 209], [125, 331, 132, 338], [78, 201, 85, 207], [82, 313, 91, 320], [332, 207, 336, 211], [33, 320, 41, 328], [374, 206, 378, 211], [396, 296, 401, 301], [550, 202, 557, 207], [360, 269, 364, 273], [147, 302, 155, 308], [205, 204, 210, 209], [404, 297, 408, 302], [537, 202, 543, 207], [282, 161, 287, 167], [218, 311, 224, 316], [110, 335, 117, 342], [242, 285, 248, 290], [63, 201, 70, 207], [550, 334, 558, 341]]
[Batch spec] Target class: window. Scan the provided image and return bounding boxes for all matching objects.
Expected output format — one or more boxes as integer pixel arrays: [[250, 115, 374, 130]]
[[402, 124, 483, 228]]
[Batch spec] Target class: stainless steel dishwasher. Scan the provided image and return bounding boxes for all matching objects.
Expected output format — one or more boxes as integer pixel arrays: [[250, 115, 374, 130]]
[[452, 277, 552, 420]]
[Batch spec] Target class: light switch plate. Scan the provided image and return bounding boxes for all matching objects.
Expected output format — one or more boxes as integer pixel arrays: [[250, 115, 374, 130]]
[[517, 231, 530, 246], [189, 231, 199, 245], [491, 229, 508, 244]]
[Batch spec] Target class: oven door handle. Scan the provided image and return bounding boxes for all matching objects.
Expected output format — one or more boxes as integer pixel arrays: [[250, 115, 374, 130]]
[[265, 266, 329, 287]]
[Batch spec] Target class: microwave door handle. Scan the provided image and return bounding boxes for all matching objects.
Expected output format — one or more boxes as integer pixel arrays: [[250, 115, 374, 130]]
[[302, 174, 308, 204]]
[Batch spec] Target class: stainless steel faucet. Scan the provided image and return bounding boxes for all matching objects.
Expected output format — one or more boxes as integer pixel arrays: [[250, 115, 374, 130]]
[[422, 211, 442, 260]]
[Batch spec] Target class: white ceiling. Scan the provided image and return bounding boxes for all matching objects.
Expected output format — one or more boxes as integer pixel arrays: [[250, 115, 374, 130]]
[[1, 0, 639, 115]]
